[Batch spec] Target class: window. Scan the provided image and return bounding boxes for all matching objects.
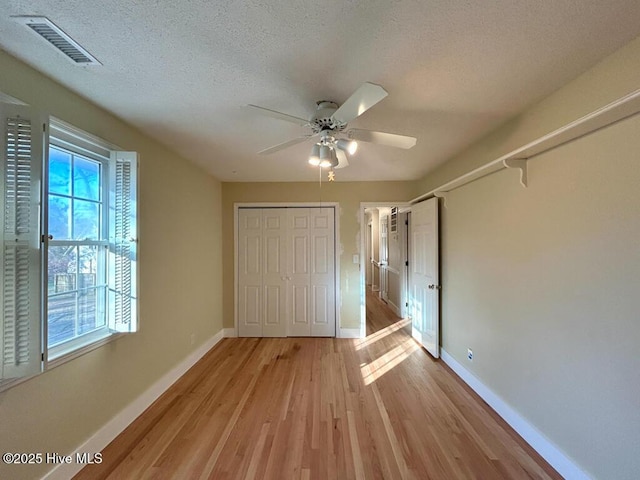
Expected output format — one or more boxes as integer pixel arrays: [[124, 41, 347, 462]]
[[47, 144, 109, 356], [0, 103, 138, 383]]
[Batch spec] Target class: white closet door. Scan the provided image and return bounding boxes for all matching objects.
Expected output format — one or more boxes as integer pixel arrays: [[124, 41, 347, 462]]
[[288, 208, 311, 336], [238, 209, 263, 337], [238, 206, 336, 338], [261, 209, 287, 337], [309, 207, 335, 336]]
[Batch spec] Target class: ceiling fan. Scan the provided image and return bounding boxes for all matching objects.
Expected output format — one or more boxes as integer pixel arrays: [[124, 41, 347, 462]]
[[247, 82, 417, 173]]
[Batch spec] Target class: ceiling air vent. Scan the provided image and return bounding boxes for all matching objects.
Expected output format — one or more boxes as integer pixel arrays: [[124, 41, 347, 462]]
[[13, 16, 101, 66]]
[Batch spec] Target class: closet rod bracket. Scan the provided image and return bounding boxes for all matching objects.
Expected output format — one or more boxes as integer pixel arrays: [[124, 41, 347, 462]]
[[434, 191, 448, 208], [503, 158, 528, 187]]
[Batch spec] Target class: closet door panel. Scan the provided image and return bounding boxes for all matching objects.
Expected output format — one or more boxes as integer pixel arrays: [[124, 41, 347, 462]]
[[262, 209, 287, 337], [238, 209, 263, 337], [309, 207, 336, 336], [288, 208, 311, 336]]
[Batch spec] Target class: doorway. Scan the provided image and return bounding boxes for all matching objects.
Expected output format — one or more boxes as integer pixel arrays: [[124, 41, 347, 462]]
[[360, 203, 410, 337]]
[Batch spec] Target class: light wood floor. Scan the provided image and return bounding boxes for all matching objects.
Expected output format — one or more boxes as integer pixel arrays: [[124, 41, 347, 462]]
[[75, 289, 561, 479]]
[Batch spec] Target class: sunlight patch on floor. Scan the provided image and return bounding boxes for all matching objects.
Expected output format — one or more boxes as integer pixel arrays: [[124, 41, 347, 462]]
[[354, 318, 410, 351], [360, 337, 419, 385]]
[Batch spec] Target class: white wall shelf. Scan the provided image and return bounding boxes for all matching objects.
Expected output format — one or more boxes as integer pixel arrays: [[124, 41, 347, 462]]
[[411, 88, 640, 203]]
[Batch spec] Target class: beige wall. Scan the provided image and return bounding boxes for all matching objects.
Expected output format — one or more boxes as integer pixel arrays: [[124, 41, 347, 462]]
[[424, 35, 640, 480], [413, 35, 640, 199], [440, 114, 640, 480], [0, 50, 223, 479], [221, 182, 413, 330]]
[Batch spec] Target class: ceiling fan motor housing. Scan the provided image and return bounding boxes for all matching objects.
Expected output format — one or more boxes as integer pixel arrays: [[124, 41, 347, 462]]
[[311, 101, 345, 133]]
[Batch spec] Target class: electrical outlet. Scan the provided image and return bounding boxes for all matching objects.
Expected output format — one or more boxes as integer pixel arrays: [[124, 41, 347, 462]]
[[467, 348, 473, 361]]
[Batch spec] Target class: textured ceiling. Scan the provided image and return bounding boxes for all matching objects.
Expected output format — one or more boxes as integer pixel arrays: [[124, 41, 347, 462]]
[[1, 1, 639, 182]]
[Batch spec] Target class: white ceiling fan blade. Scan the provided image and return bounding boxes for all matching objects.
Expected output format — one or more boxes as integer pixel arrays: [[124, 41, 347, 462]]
[[335, 148, 349, 169], [331, 82, 388, 125], [246, 104, 309, 126], [257, 135, 312, 155], [348, 129, 417, 149]]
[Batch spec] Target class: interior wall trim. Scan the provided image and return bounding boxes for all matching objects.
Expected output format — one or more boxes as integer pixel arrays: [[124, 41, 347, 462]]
[[440, 348, 591, 480], [338, 328, 363, 339], [223, 328, 237, 338], [41, 329, 226, 480]]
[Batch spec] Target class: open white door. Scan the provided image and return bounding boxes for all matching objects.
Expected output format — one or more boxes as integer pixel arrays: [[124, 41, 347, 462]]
[[409, 198, 440, 358]]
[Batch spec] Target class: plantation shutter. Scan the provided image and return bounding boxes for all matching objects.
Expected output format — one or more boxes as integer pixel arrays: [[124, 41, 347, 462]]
[[0, 104, 45, 379], [108, 151, 138, 333]]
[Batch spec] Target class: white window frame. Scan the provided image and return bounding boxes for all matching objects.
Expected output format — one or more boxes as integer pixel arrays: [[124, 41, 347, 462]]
[[46, 131, 111, 362], [45, 119, 139, 368], [0, 105, 139, 388]]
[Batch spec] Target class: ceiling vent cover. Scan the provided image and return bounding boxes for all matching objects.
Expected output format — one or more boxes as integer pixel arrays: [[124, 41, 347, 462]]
[[13, 16, 101, 65]]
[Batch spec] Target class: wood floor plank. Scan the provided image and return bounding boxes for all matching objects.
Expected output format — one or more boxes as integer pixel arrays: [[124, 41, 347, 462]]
[[74, 289, 562, 480]]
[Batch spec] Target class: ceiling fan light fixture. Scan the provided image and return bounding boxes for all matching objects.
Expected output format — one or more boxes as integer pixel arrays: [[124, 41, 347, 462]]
[[336, 139, 358, 155], [308, 144, 320, 166], [319, 145, 333, 168]]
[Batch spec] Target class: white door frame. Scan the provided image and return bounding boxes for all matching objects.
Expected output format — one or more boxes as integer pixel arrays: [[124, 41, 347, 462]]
[[358, 202, 410, 338], [234, 202, 340, 337], [399, 210, 410, 320]]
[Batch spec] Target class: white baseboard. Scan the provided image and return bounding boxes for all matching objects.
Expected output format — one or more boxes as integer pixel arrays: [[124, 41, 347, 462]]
[[226, 326, 359, 339], [440, 349, 591, 480], [42, 329, 226, 480], [387, 299, 401, 318], [338, 328, 363, 339]]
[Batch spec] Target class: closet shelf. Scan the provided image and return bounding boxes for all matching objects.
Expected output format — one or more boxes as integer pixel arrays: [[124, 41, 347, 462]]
[[411, 88, 640, 204]]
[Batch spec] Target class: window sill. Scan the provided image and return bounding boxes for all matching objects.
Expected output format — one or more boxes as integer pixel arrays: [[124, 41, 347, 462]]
[[0, 331, 125, 393], [47, 330, 123, 370]]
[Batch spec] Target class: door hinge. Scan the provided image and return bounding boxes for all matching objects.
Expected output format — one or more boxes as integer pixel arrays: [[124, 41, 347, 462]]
[[41, 352, 45, 362], [405, 302, 409, 307], [405, 260, 409, 266], [405, 219, 408, 225]]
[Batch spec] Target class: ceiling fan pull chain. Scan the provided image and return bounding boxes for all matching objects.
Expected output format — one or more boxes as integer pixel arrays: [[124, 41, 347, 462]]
[[318, 166, 323, 207]]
